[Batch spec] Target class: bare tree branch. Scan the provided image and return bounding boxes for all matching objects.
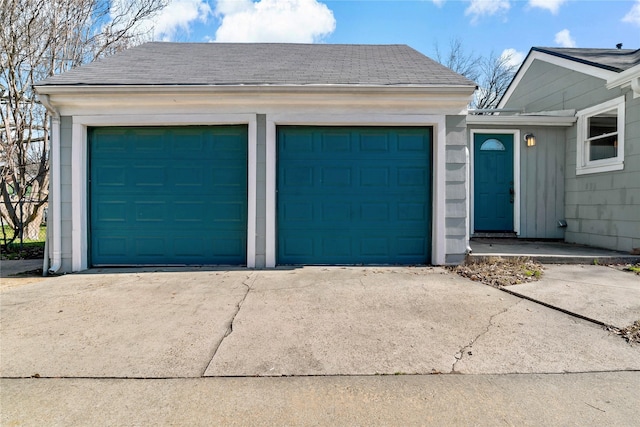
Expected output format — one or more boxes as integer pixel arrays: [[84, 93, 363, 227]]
[[434, 38, 519, 110], [1, 0, 166, 243]]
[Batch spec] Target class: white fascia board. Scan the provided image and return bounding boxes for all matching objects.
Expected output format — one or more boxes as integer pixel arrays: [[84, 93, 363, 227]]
[[35, 85, 475, 115], [44, 92, 475, 117], [499, 51, 617, 108], [606, 64, 640, 88], [606, 64, 640, 98], [466, 115, 576, 126], [34, 84, 477, 96]]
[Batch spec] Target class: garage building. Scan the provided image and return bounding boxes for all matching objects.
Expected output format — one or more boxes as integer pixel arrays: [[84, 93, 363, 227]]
[[35, 43, 475, 272]]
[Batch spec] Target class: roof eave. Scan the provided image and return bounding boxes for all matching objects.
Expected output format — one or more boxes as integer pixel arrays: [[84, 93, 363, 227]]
[[467, 114, 577, 126], [34, 83, 476, 96], [606, 64, 640, 97]]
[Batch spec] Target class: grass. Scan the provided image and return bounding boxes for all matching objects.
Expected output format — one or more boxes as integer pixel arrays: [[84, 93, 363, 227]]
[[624, 264, 640, 275], [1, 225, 47, 242], [1, 225, 46, 259]]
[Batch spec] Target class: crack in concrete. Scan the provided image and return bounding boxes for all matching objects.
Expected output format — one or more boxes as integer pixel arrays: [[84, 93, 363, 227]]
[[200, 272, 257, 377], [451, 300, 521, 374]]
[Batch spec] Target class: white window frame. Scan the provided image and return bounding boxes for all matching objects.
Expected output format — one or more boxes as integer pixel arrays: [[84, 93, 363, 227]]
[[576, 96, 625, 175]]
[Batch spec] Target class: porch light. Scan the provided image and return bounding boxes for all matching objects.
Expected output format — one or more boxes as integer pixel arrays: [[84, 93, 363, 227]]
[[524, 133, 536, 147]]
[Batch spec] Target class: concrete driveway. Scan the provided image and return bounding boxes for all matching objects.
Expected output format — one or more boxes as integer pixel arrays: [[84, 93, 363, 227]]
[[1, 266, 638, 379]]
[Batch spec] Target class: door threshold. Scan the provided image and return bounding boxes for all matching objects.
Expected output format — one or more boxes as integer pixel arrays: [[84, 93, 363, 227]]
[[472, 232, 517, 238]]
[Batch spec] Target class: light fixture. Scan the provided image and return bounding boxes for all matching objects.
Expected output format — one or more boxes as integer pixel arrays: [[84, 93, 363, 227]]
[[524, 133, 536, 147]]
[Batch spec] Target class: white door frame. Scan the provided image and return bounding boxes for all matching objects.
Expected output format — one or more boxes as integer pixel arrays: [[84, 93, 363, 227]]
[[71, 114, 257, 271], [266, 114, 448, 267]]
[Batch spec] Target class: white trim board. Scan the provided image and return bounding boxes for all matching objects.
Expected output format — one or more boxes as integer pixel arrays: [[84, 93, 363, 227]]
[[469, 129, 521, 236], [71, 114, 258, 271], [265, 113, 448, 267]]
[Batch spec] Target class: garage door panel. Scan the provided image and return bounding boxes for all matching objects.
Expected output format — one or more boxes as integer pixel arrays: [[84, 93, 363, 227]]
[[359, 133, 389, 152], [90, 125, 247, 266], [278, 126, 431, 265], [321, 133, 351, 152]]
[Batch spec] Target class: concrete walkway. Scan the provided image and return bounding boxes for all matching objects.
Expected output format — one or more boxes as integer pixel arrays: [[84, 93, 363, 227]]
[[3, 372, 639, 426], [0, 259, 44, 277], [470, 238, 640, 264], [508, 264, 640, 329]]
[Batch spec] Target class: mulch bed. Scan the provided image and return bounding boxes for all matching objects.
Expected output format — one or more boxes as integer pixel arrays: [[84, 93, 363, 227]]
[[448, 256, 544, 288]]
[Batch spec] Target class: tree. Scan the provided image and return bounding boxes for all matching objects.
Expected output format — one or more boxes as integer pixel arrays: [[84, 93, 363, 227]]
[[0, 0, 166, 244], [434, 38, 519, 110]]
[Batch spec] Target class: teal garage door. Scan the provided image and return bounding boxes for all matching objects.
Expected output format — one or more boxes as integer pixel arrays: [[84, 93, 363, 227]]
[[277, 126, 431, 265], [90, 126, 247, 266]]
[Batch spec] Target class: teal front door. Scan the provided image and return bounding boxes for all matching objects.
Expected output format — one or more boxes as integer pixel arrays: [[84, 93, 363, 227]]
[[277, 126, 431, 265], [474, 133, 514, 232], [90, 126, 247, 266]]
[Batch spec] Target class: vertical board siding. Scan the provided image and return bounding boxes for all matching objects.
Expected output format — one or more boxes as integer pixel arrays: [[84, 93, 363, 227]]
[[470, 125, 565, 239], [60, 116, 73, 272], [255, 114, 267, 268]]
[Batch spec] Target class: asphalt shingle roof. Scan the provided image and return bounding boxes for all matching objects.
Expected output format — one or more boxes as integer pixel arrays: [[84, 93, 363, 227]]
[[36, 42, 475, 88], [532, 47, 640, 73]]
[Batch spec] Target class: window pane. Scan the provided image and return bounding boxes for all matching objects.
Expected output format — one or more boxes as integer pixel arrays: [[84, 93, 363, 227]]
[[480, 138, 505, 151], [589, 134, 617, 161], [588, 111, 617, 138]]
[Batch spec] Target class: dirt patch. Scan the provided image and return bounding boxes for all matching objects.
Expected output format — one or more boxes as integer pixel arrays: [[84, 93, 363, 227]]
[[1, 243, 45, 260], [448, 256, 544, 288]]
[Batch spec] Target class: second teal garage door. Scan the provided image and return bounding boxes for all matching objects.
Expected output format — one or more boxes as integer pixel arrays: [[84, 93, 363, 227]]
[[90, 125, 247, 266], [277, 126, 432, 265]]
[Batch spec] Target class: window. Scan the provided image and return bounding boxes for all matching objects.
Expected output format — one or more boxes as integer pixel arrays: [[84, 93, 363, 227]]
[[480, 139, 505, 151], [576, 96, 625, 175]]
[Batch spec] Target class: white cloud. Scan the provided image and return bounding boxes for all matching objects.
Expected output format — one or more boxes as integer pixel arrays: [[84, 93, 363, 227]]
[[110, 0, 211, 41], [214, 0, 336, 43], [622, 0, 640, 26], [554, 29, 576, 47], [528, 0, 567, 14], [432, 0, 446, 6], [153, 0, 212, 40], [500, 48, 525, 68], [465, 0, 510, 23]]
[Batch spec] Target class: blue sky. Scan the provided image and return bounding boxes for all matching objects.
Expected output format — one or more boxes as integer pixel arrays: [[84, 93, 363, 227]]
[[141, 0, 640, 66]]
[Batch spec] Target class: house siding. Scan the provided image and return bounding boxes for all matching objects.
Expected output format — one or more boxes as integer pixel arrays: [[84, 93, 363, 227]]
[[445, 115, 468, 264], [59, 116, 73, 272], [505, 60, 624, 112], [255, 114, 267, 268], [503, 59, 639, 252], [519, 126, 566, 239], [564, 90, 640, 252]]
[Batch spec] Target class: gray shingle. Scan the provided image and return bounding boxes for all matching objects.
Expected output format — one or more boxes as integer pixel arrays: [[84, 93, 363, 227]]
[[36, 42, 475, 87], [533, 47, 640, 72]]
